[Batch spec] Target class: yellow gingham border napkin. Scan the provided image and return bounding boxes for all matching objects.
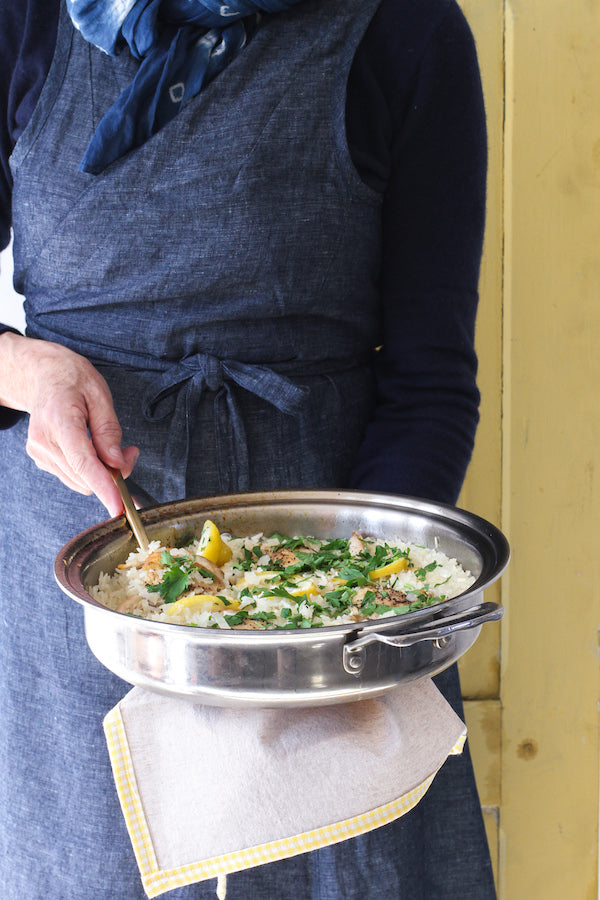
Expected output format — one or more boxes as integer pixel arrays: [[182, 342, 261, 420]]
[[104, 697, 466, 898]]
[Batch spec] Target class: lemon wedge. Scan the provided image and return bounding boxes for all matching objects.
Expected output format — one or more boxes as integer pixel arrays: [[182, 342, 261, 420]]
[[197, 520, 233, 566], [368, 557, 409, 581], [165, 593, 240, 616]]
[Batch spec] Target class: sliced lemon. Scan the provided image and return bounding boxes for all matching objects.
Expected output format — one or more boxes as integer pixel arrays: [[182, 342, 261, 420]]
[[288, 589, 313, 602], [197, 520, 233, 566], [165, 593, 240, 616], [368, 557, 409, 581], [289, 579, 321, 599]]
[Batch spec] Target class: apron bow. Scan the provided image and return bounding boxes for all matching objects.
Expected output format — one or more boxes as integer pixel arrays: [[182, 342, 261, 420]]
[[143, 351, 308, 496]]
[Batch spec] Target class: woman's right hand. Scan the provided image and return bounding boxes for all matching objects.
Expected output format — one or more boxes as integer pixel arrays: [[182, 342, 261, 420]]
[[0, 332, 139, 516]]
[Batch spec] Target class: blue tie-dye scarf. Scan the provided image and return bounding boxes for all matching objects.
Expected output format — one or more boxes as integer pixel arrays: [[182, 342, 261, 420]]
[[66, 0, 308, 174]]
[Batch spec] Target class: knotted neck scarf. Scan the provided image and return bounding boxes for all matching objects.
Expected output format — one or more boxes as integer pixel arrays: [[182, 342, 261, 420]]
[[66, 0, 308, 174]]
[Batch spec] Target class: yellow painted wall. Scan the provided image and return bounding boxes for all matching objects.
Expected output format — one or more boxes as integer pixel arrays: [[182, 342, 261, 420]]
[[456, 0, 504, 886], [457, 2, 600, 897]]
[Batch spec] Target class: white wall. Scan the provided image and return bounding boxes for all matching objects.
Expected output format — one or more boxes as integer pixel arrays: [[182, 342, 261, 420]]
[[0, 241, 25, 331]]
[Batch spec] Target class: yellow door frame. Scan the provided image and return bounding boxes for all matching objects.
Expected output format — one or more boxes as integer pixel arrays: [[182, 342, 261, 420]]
[[459, 2, 600, 896]]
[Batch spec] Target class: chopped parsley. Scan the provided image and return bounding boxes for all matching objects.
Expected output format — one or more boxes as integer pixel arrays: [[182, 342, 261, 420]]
[[414, 562, 439, 579], [147, 563, 190, 603], [127, 529, 470, 630]]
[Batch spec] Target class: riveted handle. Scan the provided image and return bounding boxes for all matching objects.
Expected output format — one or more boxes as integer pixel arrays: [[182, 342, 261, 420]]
[[343, 601, 503, 676]]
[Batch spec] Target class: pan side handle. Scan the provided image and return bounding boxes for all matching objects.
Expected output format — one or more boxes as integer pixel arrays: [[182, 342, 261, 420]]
[[342, 601, 504, 676]]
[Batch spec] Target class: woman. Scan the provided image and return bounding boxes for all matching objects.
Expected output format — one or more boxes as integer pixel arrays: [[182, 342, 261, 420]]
[[0, 0, 492, 896]]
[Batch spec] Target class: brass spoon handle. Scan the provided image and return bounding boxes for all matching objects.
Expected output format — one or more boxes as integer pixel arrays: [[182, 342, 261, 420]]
[[108, 467, 150, 552]]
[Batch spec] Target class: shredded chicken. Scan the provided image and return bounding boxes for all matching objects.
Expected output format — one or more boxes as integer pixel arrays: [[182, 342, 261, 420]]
[[352, 585, 409, 609], [116, 594, 142, 613], [377, 588, 409, 608], [348, 531, 366, 556], [267, 547, 300, 567], [117, 548, 172, 585], [194, 555, 225, 588]]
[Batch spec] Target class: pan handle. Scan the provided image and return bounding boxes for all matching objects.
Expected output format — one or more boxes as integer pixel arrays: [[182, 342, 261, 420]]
[[342, 601, 503, 676]]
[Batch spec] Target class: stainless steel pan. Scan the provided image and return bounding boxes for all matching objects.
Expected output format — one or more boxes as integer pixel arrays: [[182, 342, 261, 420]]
[[54, 490, 509, 707]]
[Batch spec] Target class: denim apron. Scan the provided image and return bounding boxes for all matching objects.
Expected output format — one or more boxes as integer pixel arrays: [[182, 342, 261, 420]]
[[1, 0, 495, 896]]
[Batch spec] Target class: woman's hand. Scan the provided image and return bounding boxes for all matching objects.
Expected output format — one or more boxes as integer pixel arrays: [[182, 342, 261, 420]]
[[0, 333, 139, 516]]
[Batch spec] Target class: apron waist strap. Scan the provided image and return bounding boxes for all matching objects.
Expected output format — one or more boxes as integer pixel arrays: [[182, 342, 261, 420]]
[[25, 321, 367, 497]]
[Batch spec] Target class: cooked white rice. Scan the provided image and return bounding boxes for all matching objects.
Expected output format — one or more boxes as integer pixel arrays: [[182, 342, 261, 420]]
[[91, 528, 475, 630]]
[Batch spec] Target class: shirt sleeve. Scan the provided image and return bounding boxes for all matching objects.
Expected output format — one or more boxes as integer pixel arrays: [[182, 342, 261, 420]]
[[0, 0, 58, 428], [0, 326, 25, 428], [348, 0, 487, 505], [0, 0, 26, 426], [0, 0, 20, 250], [0, 0, 59, 250]]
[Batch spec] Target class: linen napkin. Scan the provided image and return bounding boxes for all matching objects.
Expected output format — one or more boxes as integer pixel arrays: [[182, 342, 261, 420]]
[[103, 680, 466, 898]]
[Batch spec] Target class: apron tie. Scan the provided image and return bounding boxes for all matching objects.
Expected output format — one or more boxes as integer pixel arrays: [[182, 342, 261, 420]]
[[143, 352, 308, 497]]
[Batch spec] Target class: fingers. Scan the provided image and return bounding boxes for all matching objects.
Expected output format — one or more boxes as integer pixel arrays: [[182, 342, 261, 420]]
[[16, 340, 140, 517], [26, 398, 123, 516]]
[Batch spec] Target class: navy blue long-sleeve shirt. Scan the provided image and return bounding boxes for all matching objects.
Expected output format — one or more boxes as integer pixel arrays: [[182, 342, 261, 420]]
[[0, 0, 487, 504]]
